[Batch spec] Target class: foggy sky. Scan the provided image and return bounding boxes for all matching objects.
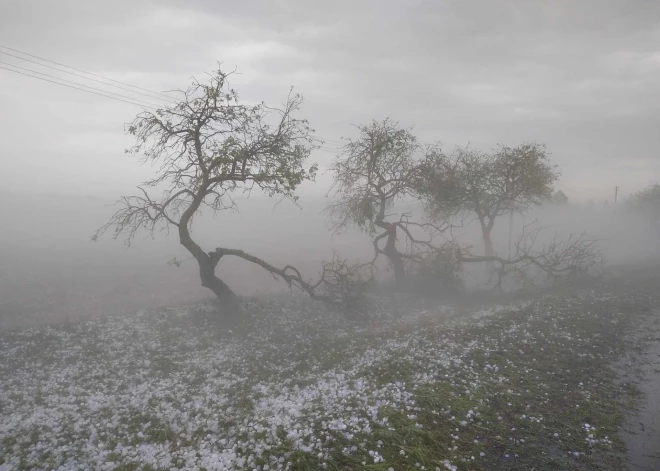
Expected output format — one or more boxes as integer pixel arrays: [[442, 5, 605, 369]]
[[1, 0, 659, 202]]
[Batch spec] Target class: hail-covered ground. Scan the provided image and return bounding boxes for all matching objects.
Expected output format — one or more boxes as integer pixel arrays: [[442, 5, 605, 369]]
[[0, 285, 656, 471]]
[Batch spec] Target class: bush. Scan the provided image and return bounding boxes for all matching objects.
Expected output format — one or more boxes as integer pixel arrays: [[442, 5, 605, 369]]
[[408, 246, 463, 296]]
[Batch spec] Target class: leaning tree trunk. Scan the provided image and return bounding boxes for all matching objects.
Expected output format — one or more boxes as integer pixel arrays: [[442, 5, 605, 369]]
[[197, 255, 240, 314], [198, 256, 236, 299], [178, 196, 238, 312]]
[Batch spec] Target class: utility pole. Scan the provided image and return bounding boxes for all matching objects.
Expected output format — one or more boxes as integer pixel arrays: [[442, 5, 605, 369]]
[[614, 186, 619, 205], [508, 207, 514, 252]]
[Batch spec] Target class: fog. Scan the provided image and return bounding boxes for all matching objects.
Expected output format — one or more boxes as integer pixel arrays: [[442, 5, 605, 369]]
[[1, 0, 659, 327], [2, 1, 660, 468], [2, 187, 658, 328], [0, 191, 369, 327]]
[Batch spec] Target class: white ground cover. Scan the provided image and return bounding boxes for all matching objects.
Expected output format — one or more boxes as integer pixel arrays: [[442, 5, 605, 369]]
[[0, 292, 634, 470]]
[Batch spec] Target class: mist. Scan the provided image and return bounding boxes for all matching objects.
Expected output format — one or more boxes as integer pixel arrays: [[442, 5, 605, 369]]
[[2, 1, 660, 469], [0, 191, 370, 327], [2, 187, 658, 329]]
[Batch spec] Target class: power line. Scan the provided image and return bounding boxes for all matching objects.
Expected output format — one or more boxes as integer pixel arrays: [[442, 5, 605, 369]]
[[0, 44, 178, 102], [0, 67, 350, 134], [0, 47, 177, 104], [0, 61, 164, 109], [312, 138, 342, 148], [0, 63, 354, 136], [315, 137, 344, 146], [0, 65, 159, 110], [314, 148, 341, 154]]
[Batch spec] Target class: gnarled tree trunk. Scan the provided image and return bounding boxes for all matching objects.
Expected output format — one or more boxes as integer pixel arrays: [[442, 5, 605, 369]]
[[383, 229, 406, 288], [478, 216, 496, 278], [197, 255, 239, 314], [478, 216, 496, 258], [374, 195, 407, 289], [178, 190, 238, 311], [198, 257, 235, 299], [483, 231, 495, 257]]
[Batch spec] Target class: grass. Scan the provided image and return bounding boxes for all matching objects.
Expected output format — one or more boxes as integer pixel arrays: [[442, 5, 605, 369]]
[[0, 281, 657, 470]]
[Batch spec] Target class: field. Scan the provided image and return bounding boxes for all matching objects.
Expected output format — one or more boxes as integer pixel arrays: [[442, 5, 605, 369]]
[[1, 276, 659, 470]]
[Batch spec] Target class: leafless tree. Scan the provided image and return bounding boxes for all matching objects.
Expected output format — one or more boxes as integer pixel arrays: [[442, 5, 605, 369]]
[[325, 119, 449, 287], [421, 143, 559, 258], [93, 66, 337, 310], [313, 253, 373, 313], [457, 223, 603, 291]]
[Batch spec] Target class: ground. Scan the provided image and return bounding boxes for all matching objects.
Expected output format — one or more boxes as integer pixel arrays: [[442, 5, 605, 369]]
[[616, 305, 660, 470], [1, 272, 659, 471]]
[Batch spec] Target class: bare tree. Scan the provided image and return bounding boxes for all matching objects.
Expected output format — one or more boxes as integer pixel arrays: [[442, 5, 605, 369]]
[[313, 253, 373, 313], [325, 119, 446, 287], [457, 223, 603, 291], [421, 143, 559, 258], [93, 67, 323, 309]]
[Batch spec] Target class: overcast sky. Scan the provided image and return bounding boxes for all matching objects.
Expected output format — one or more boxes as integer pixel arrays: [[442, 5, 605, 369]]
[[1, 0, 659, 202]]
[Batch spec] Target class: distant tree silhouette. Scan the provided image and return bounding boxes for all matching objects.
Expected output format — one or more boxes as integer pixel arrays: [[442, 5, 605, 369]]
[[552, 190, 569, 205], [626, 183, 660, 235], [419, 143, 559, 258]]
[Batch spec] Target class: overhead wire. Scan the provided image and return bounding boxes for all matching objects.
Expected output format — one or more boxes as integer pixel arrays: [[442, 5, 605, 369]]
[[314, 137, 344, 146], [0, 61, 164, 109], [0, 45, 357, 143], [314, 148, 342, 154], [0, 65, 160, 110], [1, 63, 353, 143], [319, 144, 343, 150], [0, 46, 177, 105], [1, 64, 356, 140]]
